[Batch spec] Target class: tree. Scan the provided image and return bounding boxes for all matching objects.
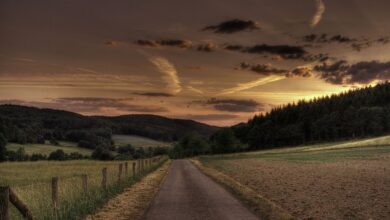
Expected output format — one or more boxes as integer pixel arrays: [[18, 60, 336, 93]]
[[210, 128, 242, 154], [0, 133, 6, 162], [15, 147, 29, 161], [169, 134, 209, 158], [48, 150, 66, 160], [92, 147, 113, 160]]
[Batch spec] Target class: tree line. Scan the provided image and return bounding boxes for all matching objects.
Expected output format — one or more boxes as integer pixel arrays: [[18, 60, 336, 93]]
[[234, 82, 390, 150], [170, 82, 390, 158]]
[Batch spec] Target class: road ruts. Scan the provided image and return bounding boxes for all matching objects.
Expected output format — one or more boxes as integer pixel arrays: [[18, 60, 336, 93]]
[[143, 160, 259, 220]]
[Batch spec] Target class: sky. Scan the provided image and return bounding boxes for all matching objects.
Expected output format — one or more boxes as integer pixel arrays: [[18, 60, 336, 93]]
[[1, 0, 390, 126]]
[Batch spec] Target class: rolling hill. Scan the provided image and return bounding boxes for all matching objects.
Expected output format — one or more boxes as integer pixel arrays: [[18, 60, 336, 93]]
[[0, 105, 219, 151]]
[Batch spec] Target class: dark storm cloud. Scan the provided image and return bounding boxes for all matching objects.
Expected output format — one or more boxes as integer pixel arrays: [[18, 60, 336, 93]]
[[135, 39, 193, 49], [0, 97, 168, 114], [133, 92, 174, 97], [195, 98, 265, 113], [314, 60, 390, 85], [238, 62, 313, 78], [202, 19, 260, 34]]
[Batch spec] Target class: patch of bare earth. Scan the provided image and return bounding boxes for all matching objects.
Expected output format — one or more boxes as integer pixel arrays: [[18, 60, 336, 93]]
[[85, 161, 170, 220], [207, 156, 390, 220]]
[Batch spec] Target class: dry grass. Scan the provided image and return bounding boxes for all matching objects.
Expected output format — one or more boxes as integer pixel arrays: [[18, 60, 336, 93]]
[[86, 161, 171, 220]]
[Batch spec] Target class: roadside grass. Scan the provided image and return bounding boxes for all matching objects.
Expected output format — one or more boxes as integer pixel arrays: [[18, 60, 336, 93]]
[[113, 135, 172, 148], [0, 158, 168, 220], [6, 141, 92, 156]]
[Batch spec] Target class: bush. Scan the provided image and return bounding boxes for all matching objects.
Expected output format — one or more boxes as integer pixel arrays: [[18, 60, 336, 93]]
[[30, 153, 47, 161]]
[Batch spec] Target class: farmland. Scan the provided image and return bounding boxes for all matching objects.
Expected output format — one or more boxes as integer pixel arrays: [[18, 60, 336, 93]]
[[199, 135, 390, 219], [6, 141, 92, 156], [112, 135, 172, 148], [0, 158, 167, 219]]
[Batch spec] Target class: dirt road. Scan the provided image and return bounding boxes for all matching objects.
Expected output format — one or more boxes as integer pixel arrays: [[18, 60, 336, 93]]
[[143, 160, 259, 220]]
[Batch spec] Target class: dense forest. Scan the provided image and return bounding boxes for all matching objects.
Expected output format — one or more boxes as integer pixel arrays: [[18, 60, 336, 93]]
[[232, 82, 390, 150], [0, 105, 218, 152]]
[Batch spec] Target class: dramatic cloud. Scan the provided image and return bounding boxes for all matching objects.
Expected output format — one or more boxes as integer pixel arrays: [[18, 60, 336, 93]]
[[149, 57, 182, 94], [239, 62, 287, 75], [302, 34, 390, 51], [0, 97, 168, 114], [203, 19, 260, 34], [224, 44, 316, 60], [311, 0, 325, 27], [239, 62, 313, 78], [303, 34, 356, 44], [133, 92, 174, 97], [135, 39, 193, 49], [197, 43, 217, 52], [245, 44, 307, 59], [196, 98, 265, 112], [314, 60, 390, 84], [219, 75, 285, 95]]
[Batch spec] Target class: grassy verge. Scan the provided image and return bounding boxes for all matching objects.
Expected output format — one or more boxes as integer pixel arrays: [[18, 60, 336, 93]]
[[191, 159, 294, 220], [3, 157, 168, 220]]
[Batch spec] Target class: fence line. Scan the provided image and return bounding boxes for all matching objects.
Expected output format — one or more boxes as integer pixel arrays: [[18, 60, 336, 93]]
[[0, 156, 166, 219]]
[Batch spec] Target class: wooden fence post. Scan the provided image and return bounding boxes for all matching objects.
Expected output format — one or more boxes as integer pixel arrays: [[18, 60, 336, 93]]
[[118, 164, 123, 182], [51, 177, 58, 218], [81, 174, 88, 193], [132, 162, 136, 177], [0, 186, 9, 220], [125, 162, 128, 177], [102, 168, 107, 189], [9, 188, 33, 220]]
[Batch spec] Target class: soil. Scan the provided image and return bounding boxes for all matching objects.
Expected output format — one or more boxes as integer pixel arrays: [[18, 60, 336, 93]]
[[207, 156, 390, 220]]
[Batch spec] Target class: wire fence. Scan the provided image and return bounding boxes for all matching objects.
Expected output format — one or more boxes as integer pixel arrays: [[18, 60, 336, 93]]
[[0, 156, 167, 220]]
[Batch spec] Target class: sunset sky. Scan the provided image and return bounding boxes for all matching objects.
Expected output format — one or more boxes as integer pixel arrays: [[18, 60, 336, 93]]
[[1, 0, 390, 126]]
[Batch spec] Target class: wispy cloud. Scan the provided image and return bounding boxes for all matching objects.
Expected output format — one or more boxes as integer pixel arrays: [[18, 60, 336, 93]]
[[219, 76, 285, 95], [149, 57, 182, 94], [311, 0, 325, 28], [187, 86, 204, 94]]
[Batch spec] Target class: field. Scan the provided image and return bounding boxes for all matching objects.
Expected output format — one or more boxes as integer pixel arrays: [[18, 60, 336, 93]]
[[200, 135, 390, 219], [113, 135, 172, 148], [0, 158, 166, 219], [6, 141, 93, 156]]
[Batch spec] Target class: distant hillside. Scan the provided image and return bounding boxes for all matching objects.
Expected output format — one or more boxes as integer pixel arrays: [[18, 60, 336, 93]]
[[0, 105, 219, 150], [233, 82, 390, 150], [97, 114, 219, 142]]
